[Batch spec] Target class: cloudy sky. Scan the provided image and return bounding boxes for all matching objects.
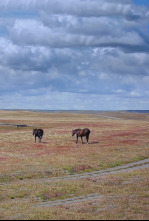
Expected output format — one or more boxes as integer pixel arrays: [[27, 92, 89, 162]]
[[0, 0, 149, 110]]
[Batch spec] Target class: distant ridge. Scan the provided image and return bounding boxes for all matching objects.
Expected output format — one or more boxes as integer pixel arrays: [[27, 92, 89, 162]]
[[127, 110, 149, 113], [1, 109, 149, 114]]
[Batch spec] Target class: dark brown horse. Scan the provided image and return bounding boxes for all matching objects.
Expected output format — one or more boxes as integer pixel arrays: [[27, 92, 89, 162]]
[[72, 128, 91, 144], [33, 129, 44, 143]]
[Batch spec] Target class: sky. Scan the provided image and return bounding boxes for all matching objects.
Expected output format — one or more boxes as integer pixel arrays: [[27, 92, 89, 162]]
[[0, 0, 149, 110]]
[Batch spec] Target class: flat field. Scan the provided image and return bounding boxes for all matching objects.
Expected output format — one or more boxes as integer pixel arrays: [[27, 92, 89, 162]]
[[0, 110, 148, 220]]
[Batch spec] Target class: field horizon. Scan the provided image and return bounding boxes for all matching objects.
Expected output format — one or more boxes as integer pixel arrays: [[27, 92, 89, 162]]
[[1, 109, 149, 113]]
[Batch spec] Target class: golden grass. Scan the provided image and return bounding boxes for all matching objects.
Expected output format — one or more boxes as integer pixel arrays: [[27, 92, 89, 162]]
[[0, 110, 149, 219], [0, 111, 148, 175], [0, 169, 148, 220]]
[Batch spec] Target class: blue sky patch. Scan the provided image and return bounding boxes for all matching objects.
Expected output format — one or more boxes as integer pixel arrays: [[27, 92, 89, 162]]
[[132, 0, 149, 8]]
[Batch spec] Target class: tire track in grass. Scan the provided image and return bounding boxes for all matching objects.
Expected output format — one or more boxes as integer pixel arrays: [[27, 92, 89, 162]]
[[33, 194, 103, 208], [42, 159, 149, 183], [33, 159, 149, 208], [0, 159, 149, 186], [0, 159, 148, 209]]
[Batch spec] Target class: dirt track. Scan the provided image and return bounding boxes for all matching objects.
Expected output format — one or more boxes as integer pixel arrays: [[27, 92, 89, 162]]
[[31, 159, 149, 208], [33, 194, 101, 208], [0, 159, 148, 187], [31, 158, 149, 184]]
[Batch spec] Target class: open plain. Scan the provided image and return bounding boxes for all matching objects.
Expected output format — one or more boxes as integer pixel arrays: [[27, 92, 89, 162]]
[[0, 110, 149, 220]]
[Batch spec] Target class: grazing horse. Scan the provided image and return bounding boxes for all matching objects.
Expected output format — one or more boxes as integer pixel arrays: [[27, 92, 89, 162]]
[[72, 128, 91, 144], [33, 129, 44, 143]]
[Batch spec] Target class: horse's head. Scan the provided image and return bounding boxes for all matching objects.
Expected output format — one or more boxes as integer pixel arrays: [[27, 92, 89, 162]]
[[72, 130, 76, 136], [72, 129, 80, 136], [33, 129, 37, 136]]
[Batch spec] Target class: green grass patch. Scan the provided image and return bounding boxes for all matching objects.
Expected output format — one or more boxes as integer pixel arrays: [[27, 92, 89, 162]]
[[128, 156, 148, 163], [98, 160, 124, 169], [107, 161, 124, 168]]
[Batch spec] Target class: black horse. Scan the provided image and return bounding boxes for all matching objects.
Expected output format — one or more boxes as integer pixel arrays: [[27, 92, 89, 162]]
[[72, 128, 90, 144], [33, 129, 44, 143]]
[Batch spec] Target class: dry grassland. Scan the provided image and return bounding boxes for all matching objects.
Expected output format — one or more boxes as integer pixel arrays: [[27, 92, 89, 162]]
[[0, 110, 148, 220]]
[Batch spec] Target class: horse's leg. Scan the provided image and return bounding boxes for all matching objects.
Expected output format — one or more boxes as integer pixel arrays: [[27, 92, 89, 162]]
[[38, 137, 41, 143], [40, 137, 42, 143], [81, 136, 83, 144], [86, 135, 89, 144], [76, 135, 78, 144], [35, 136, 36, 143]]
